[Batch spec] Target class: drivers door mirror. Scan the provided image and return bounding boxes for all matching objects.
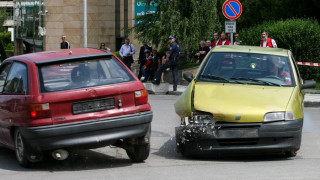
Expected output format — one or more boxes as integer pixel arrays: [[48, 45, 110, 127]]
[[301, 80, 317, 90], [183, 72, 194, 83]]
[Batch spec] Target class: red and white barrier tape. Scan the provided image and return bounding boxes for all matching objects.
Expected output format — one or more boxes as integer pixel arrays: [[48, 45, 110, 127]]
[[296, 62, 320, 67]]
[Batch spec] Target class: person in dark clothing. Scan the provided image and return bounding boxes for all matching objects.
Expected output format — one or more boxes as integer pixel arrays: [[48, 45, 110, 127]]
[[152, 35, 180, 91], [148, 50, 160, 81], [141, 49, 154, 82], [196, 40, 210, 64], [60, 35, 71, 49], [138, 42, 152, 80]]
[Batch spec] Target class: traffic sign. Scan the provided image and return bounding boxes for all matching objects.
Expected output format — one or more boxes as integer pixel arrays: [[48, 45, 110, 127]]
[[225, 21, 236, 33], [222, 0, 242, 20]]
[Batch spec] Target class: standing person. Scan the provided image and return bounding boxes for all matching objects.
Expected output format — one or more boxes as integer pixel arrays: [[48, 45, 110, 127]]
[[211, 32, 220, 48], [138, 42, 152, 80], [217, 32, 230, 46], [152, 35, 180, 91], [196, 40, 210, 64], [100, 43, 111, 52], [260, 30, 278, 48], [227, 33, 231, 41], [119, 38, 135, 69], [60, 35, 70, 49], [233, 32, 241, 45], [149, 50, 159, 81], [206, 40, 212, 50], [159, 51, 169, 83]]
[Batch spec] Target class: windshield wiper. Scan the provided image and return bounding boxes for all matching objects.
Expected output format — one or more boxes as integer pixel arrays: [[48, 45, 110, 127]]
[[200, 75, 230, 83], [230, 77, 281, 86]]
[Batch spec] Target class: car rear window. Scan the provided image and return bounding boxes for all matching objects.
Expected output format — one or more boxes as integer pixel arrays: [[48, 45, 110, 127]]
[[38, 57, 135, 93]]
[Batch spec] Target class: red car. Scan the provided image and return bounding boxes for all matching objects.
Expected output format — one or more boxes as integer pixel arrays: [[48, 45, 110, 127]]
[[0, 48, 152, 167]]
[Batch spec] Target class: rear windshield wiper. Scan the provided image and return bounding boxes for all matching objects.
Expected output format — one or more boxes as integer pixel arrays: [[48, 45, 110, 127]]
[[200, 75, 230, 83], [230, 77, 281, 86]]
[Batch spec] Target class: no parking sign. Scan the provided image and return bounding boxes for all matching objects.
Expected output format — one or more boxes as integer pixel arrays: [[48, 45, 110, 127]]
[[222, 0, 242, 20], [222, 0, 242, 44]]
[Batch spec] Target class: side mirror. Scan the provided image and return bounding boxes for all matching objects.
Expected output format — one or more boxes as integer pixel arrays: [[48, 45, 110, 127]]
[[301, 80, 317, 90], [183, 72, 194, 83]]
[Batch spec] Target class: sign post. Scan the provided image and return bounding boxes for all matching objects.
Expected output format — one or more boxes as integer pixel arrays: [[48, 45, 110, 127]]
[[222, 0, 242, 45]]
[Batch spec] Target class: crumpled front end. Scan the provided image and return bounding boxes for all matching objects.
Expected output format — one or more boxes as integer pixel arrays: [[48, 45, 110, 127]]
[[174, 82, 302, 156]]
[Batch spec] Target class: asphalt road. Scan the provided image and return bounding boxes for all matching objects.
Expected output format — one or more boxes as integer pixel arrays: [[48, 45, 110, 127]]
[[0, 95, 320, 180]]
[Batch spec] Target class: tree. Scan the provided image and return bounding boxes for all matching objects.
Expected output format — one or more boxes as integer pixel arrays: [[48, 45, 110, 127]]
[[0, 7, 8, 32], [216, 0, 320, 30], [240, 18, 320, 81], [130, 0, 221, 55], [0, 8, 9, 61]]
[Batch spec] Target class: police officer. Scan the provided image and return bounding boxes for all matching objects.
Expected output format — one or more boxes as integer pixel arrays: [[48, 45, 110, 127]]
[[152, 35, 180, 91]]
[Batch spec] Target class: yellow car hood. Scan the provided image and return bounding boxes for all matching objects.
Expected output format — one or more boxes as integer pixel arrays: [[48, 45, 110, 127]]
[[194, 82, 294, 123]]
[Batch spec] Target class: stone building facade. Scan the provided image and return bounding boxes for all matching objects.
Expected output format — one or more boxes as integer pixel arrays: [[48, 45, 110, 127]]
[[14, 0, 138, 56]]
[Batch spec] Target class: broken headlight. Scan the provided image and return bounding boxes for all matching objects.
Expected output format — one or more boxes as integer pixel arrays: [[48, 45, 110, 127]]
[[189, 111, 216, 124], [263, 112, 295, 122]]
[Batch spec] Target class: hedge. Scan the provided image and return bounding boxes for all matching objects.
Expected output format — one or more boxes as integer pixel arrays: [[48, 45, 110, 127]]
[[0, 31, 13, 61], [240, 18, 320, 81]]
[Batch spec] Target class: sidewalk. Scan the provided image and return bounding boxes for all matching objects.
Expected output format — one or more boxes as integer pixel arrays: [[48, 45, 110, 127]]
[[147, 83, 320, 108]]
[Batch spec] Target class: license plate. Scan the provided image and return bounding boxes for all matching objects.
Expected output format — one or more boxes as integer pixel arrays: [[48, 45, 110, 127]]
[[72, 98, 115, 114], [217, 128, 258, 139]]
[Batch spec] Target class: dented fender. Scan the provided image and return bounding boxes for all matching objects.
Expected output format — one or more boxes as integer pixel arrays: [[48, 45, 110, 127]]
[[174, 80, 195, 118]]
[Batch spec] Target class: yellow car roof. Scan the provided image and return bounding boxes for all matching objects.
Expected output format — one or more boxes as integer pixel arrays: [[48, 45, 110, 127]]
[[211, 45, 290, 57]]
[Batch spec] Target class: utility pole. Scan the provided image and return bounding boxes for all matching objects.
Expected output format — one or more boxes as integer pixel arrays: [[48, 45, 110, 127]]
[[83, 0, 87, 48]]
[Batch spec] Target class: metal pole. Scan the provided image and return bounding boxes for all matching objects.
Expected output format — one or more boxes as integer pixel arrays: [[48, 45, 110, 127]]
[[231, 33, 233, 45], [83, 0, 87, 48]]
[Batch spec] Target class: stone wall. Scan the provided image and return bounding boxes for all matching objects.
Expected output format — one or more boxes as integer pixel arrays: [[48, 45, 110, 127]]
[[44, 0, 136, 52]]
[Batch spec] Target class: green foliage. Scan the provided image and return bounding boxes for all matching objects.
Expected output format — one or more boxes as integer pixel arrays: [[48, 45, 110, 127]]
[[240, 18, 320, 81], [5, 43, 14, 57], [130, 0, 221, 53], [0, 31, 12, 61], [114, 51, 122, 61], [216, 0, 320, 30], [0, 8, 8, 32]]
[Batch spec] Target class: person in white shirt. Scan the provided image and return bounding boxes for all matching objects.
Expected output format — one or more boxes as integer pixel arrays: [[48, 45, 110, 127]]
[[120, 38, 136, 69], [233, 32, 241, 45], [260, 30, 277, 48]]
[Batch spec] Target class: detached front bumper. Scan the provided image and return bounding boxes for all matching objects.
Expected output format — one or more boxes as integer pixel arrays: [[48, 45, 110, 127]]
[[176, 119, 303, 155], [19, 111, 152, 160]]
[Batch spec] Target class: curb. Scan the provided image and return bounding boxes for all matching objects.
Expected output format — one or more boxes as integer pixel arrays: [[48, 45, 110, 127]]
[[304, 101, 320, 107]]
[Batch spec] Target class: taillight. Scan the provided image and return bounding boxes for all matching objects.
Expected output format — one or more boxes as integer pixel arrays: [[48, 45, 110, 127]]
[[29, 103, 51, 119], [135, 89, 148, 106]]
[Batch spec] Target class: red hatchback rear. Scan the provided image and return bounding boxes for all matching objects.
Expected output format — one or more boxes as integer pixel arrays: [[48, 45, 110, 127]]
[[0, 48, 152, 167]]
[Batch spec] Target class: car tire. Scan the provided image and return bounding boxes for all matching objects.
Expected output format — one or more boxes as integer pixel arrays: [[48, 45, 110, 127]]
[[14, 128, 31, 168], [285, 150, 297, 157], [126, 142, 150, 163], [126, 128, 151, 163]]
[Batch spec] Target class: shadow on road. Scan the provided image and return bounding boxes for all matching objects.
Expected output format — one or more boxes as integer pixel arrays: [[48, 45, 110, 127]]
[[0, 146, 133, 172]]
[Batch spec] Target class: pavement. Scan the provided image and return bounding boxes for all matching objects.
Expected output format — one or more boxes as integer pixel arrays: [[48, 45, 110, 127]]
[[145, 83, 320, 107]]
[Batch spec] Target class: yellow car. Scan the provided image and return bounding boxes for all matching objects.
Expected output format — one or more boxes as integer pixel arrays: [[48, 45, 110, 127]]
[[175, 45, 316, 157]]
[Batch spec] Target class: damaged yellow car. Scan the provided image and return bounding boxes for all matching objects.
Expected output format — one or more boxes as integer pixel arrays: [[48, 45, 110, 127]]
[[175, 45, 316, 157]]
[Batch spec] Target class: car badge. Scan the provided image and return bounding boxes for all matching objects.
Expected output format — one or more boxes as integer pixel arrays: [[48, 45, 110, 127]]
[[235, 115, 241, 120]]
